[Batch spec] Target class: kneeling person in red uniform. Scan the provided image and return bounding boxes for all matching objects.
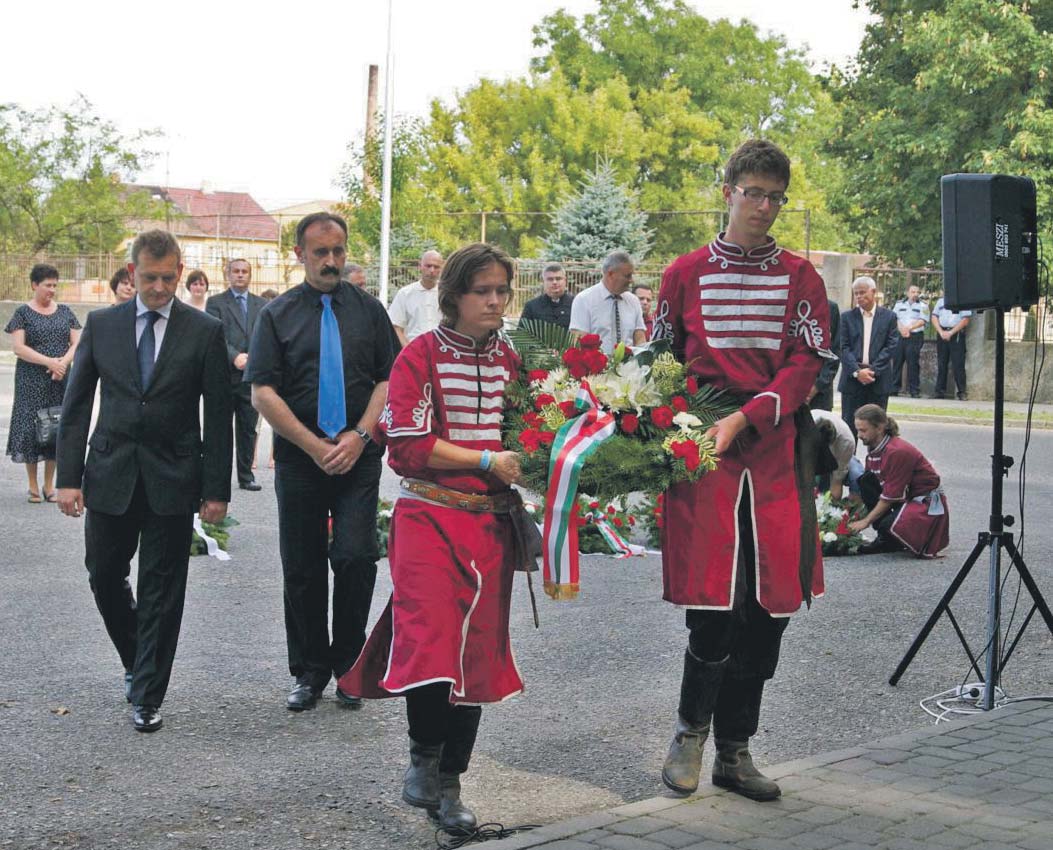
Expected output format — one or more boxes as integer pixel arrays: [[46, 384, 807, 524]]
[[653, 140, 833, 801], [850, 404, 949, 556], [339, 243, 526, 831]]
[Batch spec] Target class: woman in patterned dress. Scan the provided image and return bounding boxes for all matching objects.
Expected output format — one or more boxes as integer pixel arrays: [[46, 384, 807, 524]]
[[5, 264, 82, 502], [339, 243, 525, 832]]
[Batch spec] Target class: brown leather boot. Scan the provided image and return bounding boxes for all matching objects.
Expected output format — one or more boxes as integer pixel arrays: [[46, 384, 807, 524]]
[[661, 650, 727, 794], [712, 739, 780, 801]]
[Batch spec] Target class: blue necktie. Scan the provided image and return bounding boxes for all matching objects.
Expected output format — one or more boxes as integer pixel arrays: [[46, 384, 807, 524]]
[[138, 311, 161, 389], [237, 293, 248, 322], [317, 294, 346, 439]]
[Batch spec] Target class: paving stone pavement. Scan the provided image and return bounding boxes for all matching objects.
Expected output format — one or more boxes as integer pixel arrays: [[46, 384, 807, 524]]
[[486, 701, 1053, 850]]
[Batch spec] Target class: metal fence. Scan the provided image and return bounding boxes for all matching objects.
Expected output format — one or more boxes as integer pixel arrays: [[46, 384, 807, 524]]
[[854, 266, 1052, 342], [1, 252, 669, 315]]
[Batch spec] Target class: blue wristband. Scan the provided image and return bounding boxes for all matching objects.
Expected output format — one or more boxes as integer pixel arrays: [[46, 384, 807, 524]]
[[480, 449, 492, 471]]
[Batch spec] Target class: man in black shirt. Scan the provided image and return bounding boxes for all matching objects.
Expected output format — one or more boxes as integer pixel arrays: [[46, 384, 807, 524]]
[[519, 262, 573, 329], [247, 212, 400, 711]]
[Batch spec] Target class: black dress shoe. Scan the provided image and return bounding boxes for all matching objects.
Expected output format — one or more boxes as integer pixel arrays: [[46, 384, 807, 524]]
[[239, 480, 262, 491], [335, 687, 363, 709], [124, 670, 133, 704], [286, 682, 321, 711], [133, 705, 162, 733]]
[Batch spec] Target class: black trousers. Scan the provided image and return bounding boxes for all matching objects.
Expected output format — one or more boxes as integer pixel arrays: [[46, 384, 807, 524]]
[[232, 382, 259, 485], [935, 333, 967, 397], [685, 482, 789, 681], [892, 334, 924, 395], [841, 383, 889, 440], [84, 477, 194, 706], [274, 452, 381, 687]]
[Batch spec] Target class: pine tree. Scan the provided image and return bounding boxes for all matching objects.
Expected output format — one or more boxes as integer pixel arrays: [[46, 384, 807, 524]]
[[543, 160, 653, 261]]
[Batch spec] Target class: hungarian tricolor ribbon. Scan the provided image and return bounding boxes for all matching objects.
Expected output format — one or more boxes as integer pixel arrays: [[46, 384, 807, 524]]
[[590, 514, 646, 558], [541, 382, 617, 599]]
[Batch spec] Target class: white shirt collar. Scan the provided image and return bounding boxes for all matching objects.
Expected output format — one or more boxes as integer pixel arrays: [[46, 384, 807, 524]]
[[135, 294, 174, 319]]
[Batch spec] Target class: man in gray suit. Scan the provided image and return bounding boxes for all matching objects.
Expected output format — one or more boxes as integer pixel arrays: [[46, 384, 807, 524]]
[[207, 258, 266, 490], [57, 230, 232, 733]]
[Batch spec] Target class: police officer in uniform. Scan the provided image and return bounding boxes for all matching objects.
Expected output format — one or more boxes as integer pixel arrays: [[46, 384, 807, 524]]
[[891, 285, 929, 398], [931, 294, 971, 400]]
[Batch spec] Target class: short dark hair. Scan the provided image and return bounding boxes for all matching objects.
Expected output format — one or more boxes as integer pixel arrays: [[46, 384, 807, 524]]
[[724, 139, 791, 188], [295, 212, 348, 248], [632, 283, 653, 296], [109, 267, 131, 293], [185, 269, 209, 292], [854, 403, 900, 438], [438, 243, 515, 326], [30, 263, 59, 285], [542, 263, 565, 275], [131, 230, 181, 265], [226, 258, 251, 273], [260, 288, 280, 300]]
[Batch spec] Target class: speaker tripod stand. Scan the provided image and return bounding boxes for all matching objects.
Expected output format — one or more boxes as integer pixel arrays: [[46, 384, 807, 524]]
[[889, 307, 1053, 710]]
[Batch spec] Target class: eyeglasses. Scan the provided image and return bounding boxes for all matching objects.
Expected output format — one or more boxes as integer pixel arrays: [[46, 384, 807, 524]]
[[733, 185, 789, 207]]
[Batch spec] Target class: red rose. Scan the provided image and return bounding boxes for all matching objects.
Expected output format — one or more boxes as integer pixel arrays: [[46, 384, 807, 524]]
[[620, 413, 640, 434], [588, 500, 600, 510], [522, 411, 544, 428], [534, 393, 556, 410], [628, 516, 636, 526], [583, 350, 608, 374], [671, 395, 689, 413], [651, 406, 675, 428], [528, 369, 549, 383], [835, 514, 849, 535], [607, 505, 616, 515], [614, 517, 623, 527], [575, 516, 588, 527], [517, 429, 542, 452], [562, 347, 590, 379], [559, 400, 577, 418], [538, 430, 555, 446], [686, 376, 699, 395], [579, 333, 602, 350]]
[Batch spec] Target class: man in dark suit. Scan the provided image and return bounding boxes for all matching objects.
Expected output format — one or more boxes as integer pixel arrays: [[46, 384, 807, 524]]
[[838, 275, 899, 439], [56, 230, 232, 733], [207, 258, 266, 490]]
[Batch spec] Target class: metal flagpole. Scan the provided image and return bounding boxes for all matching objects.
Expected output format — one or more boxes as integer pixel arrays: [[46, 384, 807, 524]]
[[378, 0, 395, 306]]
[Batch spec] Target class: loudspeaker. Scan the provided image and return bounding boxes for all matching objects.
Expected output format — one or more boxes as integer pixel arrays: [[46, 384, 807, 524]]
[[941, 174, 1038, 310]]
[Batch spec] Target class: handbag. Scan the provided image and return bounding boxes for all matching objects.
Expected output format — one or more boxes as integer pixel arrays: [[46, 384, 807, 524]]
[[34, 406, 63, 448]]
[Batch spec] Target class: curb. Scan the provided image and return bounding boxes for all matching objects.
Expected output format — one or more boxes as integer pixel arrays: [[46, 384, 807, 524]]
[[486, 700, 1048, 848], [892, 411, 1053, 430]]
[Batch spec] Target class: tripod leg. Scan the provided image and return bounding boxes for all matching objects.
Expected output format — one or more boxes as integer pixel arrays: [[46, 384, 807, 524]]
[[1003, 538, 1053, 636], [889, 536, 988, 686]]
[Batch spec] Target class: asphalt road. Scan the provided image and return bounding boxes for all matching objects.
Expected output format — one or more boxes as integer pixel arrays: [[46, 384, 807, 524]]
[[1, 365, 1052, 850]]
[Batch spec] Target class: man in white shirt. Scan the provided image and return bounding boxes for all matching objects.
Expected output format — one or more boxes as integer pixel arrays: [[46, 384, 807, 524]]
[[388, 250, 443, 347], [568, 250, 647, 353]]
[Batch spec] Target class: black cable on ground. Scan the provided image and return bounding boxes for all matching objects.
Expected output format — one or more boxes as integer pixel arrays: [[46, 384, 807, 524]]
[[436, 822, 541, 849]]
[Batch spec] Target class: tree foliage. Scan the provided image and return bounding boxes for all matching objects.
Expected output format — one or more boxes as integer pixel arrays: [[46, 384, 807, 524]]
[[543, 159, 653, 260], [348, 0, 855, 261], [828, 0, 1053, 265], [0, 98, 160, 255], [336, 115, 435, 260]]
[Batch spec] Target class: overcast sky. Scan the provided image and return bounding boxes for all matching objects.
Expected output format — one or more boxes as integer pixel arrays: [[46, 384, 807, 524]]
[[2, 1, 872, 209]]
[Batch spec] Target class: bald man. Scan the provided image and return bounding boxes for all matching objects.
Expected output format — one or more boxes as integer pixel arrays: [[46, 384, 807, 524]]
[[388, 250, 443, 347]]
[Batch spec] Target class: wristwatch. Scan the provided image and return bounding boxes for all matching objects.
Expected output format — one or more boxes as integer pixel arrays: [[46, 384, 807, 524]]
[[353, 426, 372, 445], [852, 370, 859, 379]]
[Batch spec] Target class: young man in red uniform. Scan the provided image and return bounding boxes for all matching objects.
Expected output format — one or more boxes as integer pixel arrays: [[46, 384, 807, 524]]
[[850, 404, 949, 556], [652, 140, 833, 800]]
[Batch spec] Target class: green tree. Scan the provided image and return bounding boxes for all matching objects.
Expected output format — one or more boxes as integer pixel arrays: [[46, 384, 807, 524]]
[[544, 159, 653, 260], [337, 115, 436, 260], [0, 98, 160, 255], [829, 0, 1053, 265]]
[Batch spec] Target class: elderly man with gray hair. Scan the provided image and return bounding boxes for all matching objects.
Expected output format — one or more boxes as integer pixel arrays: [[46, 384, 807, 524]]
[[568, 250, 647, 353], [837, 275, 899, 439]]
